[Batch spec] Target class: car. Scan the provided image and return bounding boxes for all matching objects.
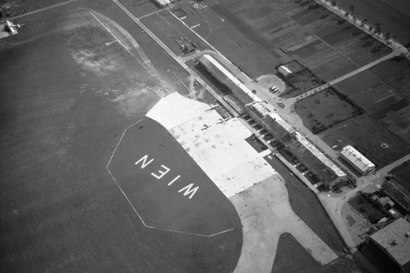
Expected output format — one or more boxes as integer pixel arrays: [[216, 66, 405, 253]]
[[263, 133, 273, 140], [268, 140, 280, 147], [269, 86, 279, 93]]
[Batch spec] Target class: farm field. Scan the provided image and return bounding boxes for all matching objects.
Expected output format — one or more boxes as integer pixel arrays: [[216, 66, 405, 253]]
[[333, 0, 410, 44], [333, 70, 403, 117], [332, 57, 410, 144], [0, 2, 242, 273], [294, 88, 362, 134], [211, 0, 391, 81]]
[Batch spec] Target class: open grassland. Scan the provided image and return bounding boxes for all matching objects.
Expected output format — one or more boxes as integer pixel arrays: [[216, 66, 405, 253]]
[[0, 3, 242, 272], [213, 0, 391, 81], [295, 89, 362, 134]]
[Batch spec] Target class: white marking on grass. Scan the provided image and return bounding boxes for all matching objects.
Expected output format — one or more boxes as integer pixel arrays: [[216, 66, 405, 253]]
[[90, 12, 133, 56], [105, 40, 118, 46], [106, 120, 235, 237]]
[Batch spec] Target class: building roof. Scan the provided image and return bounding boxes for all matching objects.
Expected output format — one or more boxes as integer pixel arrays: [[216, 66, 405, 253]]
[[370, 218, 410, 266], [278, 65, 292, 76], [266, 113, 295, 133], [153, 0, 172, 6], [382, 179, 410, 212], [341, 145, 375, 173], [295, 133, 346, 178], [263, 113, 346, 184], [199, 55, 259, 104], [250, 101, 271, 117]]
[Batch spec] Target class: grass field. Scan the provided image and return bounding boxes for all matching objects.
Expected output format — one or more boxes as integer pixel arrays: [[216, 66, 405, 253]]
[[331, 57, 410, 145], [369, 57, 410, 102], [334, 0, 410, 44], [271, 233, 359, 273], [264, 156, 346, 254], [348, 195, 386, 224], [295, 88, 362, 134], [333, 70, 403, 117], [141, 9, 210, 56], [320, 115, 409, 167], [0, 3, 242, 272], [212, 0, 391, 81], [389, 160, 410, 190]]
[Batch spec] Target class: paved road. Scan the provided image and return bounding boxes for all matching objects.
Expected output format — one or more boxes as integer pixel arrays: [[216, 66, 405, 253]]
[[319, 153, 410, 251], [275, 49, 400, 108]]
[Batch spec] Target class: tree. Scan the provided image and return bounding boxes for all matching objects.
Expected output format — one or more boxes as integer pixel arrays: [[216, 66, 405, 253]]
[[349, 5, 354, 16], [330, 0, 337, 6], [385, 31, 391, 41], [374, 23, 382, 36]]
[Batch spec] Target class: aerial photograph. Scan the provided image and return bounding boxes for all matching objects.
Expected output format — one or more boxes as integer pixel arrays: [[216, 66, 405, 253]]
[[1, 0, 410, 272]]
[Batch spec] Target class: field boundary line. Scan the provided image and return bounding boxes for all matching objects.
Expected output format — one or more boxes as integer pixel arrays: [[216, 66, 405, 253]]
[[106, 120, 235, 238], [0, 0, 78, 22]]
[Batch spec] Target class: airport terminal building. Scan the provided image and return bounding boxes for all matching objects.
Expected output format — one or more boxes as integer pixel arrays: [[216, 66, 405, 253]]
[[196, 54, 348, 189]]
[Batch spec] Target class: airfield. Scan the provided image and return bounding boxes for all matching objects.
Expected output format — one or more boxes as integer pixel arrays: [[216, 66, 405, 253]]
[[1, 0, 410, 273]]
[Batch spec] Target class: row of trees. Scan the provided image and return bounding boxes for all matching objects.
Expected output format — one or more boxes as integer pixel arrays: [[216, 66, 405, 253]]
[[327, 1, 404, 46]]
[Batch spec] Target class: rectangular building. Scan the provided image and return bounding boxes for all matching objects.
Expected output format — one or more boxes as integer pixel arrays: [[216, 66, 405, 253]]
[[197, 55, 257, 105], [340, 145, 375, 175], [369, 218, 410, 273]]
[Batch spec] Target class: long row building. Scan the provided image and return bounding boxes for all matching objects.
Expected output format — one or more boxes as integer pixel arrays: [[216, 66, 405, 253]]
[[197, 54, 348, 189]]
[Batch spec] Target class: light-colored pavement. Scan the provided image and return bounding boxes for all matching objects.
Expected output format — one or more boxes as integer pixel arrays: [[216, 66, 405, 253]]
[[231, 175, 337, 273], [319, 153, 410, 250]]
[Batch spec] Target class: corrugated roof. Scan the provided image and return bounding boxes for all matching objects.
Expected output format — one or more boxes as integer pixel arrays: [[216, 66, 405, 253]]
[[198, 55, 259, 104], [370, 218, 410, 266], [295, 133, 346, 178], [341, 145, 375, 173]]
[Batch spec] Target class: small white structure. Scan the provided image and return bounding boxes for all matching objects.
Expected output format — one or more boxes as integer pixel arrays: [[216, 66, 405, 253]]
[[1, 20, 21, 39], [152, 0, 173, 7], [278, 65, 293, 77], [340, 145, 375, 175]]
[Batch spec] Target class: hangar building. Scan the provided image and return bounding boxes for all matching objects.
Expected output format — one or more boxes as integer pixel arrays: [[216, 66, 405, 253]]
[[197, 54, 348, 189], [340, 145, 375, 175], [369, 218, 410, 273]]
